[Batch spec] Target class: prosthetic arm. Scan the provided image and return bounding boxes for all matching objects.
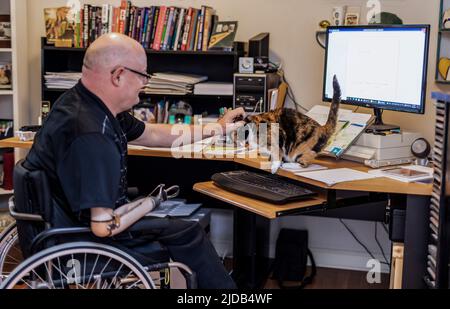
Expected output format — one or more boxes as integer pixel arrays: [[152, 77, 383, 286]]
[[90, 184, 179, 237]]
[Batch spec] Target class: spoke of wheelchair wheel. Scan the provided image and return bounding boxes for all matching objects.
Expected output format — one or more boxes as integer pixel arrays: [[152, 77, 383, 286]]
[[106, 264, 124, 289], [121, 269, 134, 287], [44, 262, 56, 289], [10, 244, 21, 255], [57, 257, 64, 289], [31, 269, 49, 288], [19, 278, 35, 289], [86, 254, 100, 288], [125, 278, 141, 289], [83, 253, 86, 287], [91, 257, 112, 288], [6, 254, 20, 263]]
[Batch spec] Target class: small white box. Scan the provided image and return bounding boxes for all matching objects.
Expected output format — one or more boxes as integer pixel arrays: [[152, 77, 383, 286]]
[[16, 131, 36, 141], [355, 132, 421, 149]]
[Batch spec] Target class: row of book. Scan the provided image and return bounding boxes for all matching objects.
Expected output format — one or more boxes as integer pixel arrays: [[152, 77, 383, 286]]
[[45, 1, 238, 51]]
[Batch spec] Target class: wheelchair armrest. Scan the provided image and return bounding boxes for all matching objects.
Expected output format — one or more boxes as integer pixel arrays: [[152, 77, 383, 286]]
[[8, 196, 44, 222], [30, 227, 92, 256]]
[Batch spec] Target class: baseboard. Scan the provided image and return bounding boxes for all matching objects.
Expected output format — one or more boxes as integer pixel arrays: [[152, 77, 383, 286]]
[[309, 247, 390, 273], [210, 238, 390, 273]]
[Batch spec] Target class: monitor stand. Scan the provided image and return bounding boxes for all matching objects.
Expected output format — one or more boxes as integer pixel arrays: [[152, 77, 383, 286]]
[[367, 108, 400, 132]]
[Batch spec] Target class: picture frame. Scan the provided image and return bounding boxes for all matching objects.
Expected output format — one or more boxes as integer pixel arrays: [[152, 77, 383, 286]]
[[0, 119, 13, 140], [0, 62, 12, 90], [0, 15, 11, 48], [344, 12, 360, 26]]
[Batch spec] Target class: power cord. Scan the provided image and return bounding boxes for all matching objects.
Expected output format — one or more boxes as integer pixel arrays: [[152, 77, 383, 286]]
[[339, 219, 390, 267], [277, 66, 309, 113], [374, 222, 389, 267]]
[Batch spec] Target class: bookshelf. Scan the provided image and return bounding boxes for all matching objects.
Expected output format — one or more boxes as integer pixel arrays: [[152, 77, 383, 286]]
[[41, 37, 241, 116], [0, 0, 28, 202], [436, 0, 450, 83]]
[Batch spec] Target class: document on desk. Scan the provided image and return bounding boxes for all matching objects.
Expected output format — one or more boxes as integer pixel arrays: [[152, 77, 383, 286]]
[[297, 168, 380, 186], [128, 137, 216, 153], [368, 165, 433, 183], [306, 105, 372, 157]]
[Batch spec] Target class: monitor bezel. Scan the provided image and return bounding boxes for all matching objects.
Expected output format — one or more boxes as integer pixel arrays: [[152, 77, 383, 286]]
[[322, 24, 430, 115]]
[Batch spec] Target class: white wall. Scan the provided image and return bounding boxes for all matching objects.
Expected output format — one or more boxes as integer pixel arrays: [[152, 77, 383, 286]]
[[26, 0, 445, 273]]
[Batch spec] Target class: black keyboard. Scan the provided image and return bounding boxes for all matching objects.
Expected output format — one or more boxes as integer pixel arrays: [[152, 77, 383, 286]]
[[212, 170, 316, 204]]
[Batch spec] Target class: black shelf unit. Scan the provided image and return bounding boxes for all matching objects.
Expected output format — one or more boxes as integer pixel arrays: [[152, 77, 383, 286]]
[[424, 92, 450, 289], [41, 37, 241, 115]]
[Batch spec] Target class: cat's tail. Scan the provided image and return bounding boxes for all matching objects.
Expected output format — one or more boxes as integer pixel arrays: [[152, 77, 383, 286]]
[[324, 75, 341, 134]]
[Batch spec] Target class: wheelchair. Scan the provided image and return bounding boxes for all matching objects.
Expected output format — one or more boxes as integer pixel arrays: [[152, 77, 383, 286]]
[[0, 160, 197, 289]]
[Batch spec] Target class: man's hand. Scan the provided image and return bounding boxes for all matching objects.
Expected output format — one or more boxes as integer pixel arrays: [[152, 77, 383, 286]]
[[217, 107, 246, 134]]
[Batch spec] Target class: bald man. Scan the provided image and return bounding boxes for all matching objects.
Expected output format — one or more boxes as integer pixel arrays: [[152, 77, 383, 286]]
[[24, 33, 243, 288]]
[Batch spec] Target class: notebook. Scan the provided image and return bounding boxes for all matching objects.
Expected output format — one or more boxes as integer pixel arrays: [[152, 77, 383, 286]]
[[145, 199, 202, 218]]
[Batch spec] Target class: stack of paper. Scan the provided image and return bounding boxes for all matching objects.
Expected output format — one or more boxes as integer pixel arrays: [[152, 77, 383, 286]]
[[44, 72, 82, 89], [298, 168, 380, 186], [143, 72, 208, 95], [194, 82, 233, 96]]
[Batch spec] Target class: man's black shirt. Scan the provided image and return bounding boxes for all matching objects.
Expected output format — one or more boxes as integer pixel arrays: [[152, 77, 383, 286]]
[[25, 81, 145, 225]]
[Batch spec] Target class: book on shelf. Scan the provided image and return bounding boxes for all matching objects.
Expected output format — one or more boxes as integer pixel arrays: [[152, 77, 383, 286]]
[[44, 7, 76, 46], [208, 21, 238, 51], [52, 1, 226, 51]]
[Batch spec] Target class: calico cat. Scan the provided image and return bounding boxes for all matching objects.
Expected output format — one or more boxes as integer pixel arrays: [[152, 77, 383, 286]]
[[243, 75, 341, 171]]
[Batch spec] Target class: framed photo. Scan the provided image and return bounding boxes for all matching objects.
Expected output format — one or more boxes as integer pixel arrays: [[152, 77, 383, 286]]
[[344, 13, 360, 26], [0, 15, 11, 48], [0, 119, 13, 140], [0, 63, 12, 89]]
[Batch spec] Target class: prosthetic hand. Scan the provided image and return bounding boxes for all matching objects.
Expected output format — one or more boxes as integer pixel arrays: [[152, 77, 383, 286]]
[[149, 184, 180, 207]]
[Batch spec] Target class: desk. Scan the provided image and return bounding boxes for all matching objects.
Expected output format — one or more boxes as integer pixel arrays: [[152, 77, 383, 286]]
[[0, 137, 432, 288]]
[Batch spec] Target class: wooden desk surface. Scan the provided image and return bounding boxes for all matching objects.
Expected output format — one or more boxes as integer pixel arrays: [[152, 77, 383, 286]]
[[193, 181, 327, 219], [0, 137, 433, 196], [0, 138, 234, 161], [235, 157, 433, 196]]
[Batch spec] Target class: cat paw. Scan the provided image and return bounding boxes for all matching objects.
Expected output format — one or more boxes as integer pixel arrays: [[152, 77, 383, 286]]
[[271, 160, 282, 174], [298, 161, 310, 168]]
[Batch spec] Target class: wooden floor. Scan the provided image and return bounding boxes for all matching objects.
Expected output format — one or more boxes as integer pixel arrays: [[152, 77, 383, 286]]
[[263, 266, 389, 289], [220, 259, 390, 289]]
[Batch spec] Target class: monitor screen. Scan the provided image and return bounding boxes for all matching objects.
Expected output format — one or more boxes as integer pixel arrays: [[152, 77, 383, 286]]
[[323, 25, 430, 114]]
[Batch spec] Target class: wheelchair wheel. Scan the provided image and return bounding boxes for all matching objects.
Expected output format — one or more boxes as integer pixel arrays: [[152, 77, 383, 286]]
[[1, 242, 155, 289], [0, 222, 22, 283]]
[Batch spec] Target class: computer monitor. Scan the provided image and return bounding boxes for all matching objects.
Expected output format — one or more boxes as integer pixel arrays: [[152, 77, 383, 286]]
[[323, 25, 430, 132]]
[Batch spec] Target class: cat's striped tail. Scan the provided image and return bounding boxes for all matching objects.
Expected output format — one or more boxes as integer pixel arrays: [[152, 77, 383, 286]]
[[324, 75, 341, 133]]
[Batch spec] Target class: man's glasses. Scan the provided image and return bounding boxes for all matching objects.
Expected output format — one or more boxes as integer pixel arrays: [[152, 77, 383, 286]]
[[111, 66, 151, 83]]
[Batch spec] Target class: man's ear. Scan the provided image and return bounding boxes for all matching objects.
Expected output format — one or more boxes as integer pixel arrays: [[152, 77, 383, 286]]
[[111, 68, 123, 87]]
